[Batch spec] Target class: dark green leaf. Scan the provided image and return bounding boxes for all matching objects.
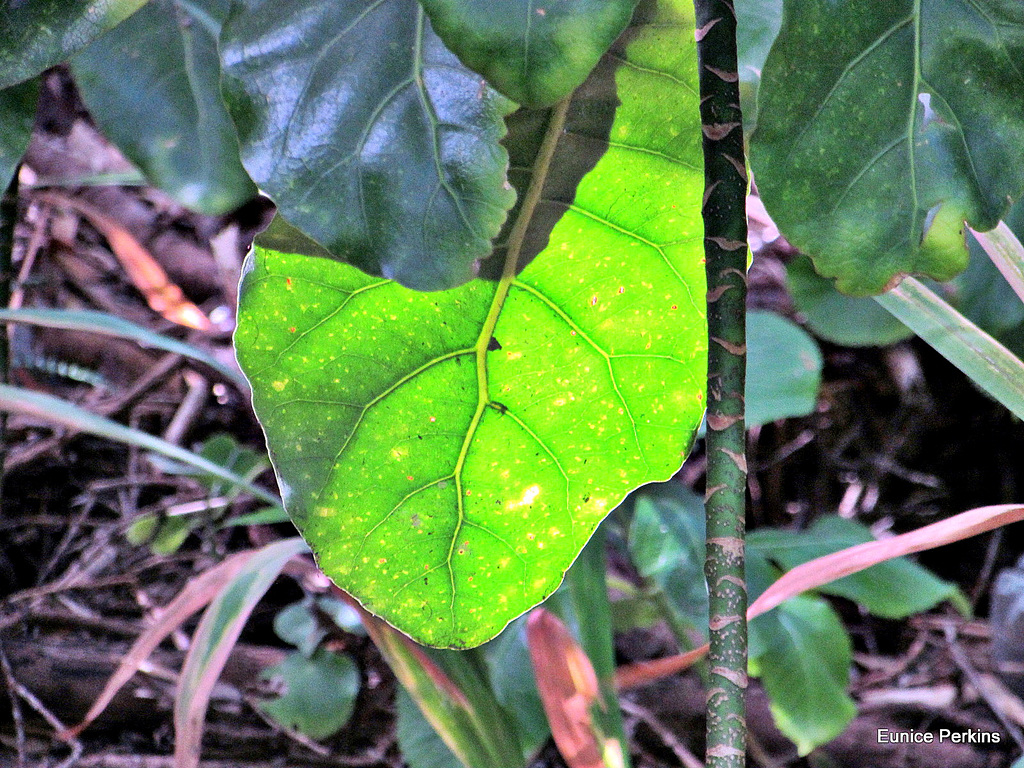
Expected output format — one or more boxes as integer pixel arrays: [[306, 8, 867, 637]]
[[748, 595, 855, 755], [235, 0, 705, 648], [751, 0, 1024, 295], [627, 490, 708, 632], [70, 0, 256, 215], [260, 649, 359, 740], [736, 0, 782, 83], [749, 516, 964, 619], [220, 0, 517, 291], [0, 0, 149, 89], [745, 310, 821, 426], [786, 255, 914, 347], [0, 79, 38, 189], [418, 0, 637, 107]]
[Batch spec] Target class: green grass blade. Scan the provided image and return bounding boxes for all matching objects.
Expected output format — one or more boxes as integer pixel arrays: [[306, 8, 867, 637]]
[[0, 308, 247, 389], [0, 383, 279, 505], [874, 277, 1024, 420], [970, 222, 1024, 305]]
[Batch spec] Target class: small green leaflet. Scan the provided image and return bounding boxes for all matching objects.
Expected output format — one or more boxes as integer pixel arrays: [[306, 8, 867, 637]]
[[236, 0, 705, 648]]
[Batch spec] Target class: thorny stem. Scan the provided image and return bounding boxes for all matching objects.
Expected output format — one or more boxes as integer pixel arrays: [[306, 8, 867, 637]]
[[693, 1, 749, 767]]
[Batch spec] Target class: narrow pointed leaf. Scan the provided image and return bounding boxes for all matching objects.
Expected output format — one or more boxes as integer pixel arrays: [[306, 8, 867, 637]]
[[875, 276, 1024, 420], [175, 537, 309, 768], [220, 0, 517, 291], [751, 0, 1024, 295], [0, 80, 39, 189], [235, 0, 705, 648], [70, 0, 256, 215], [418, 0, 638, 107], [0, 0, 149, 89]]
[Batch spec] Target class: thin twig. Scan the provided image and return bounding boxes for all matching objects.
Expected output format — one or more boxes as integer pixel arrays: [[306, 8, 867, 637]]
[[943, 621, 1024, 750], [0, 637, 83, 768], [621, 697, 705, 768], [0, 639, 27, 768]]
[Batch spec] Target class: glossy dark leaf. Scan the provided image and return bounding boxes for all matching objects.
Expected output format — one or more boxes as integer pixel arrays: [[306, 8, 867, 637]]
[[220, 0, 517, 291], [70, 0, 256, 215], [0, 0, 148, 89], [418, 0, 637, 107], [751, 0, 1024, 295]]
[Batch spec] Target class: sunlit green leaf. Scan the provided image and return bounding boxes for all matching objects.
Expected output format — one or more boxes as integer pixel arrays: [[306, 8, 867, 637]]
[[418, 0, 637, 107], [751, 0, 1024, 295], [0, 79, 38, 189], [0, 0, 149, 89], [748, 595, 855, 755], [70, 0, 256, 215], [235, 0, 705, 648], [220, 0, 517, 291]]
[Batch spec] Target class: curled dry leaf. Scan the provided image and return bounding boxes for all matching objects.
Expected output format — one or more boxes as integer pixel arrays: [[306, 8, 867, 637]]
[[36, 191, 211, 330], [615, 503, 1024, 690]]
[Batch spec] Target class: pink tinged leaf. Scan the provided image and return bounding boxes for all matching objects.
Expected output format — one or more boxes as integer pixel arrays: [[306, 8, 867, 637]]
[[616, 504, 1024, 690], [62, 548, 260, 739], [527, 609, 605, 768], [174, 537, 309, 768]]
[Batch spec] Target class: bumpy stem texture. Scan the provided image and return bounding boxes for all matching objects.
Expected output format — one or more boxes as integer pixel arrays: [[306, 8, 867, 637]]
[[693, 2, 749, 767]]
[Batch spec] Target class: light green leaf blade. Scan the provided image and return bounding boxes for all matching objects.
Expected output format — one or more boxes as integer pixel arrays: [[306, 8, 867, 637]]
[[220, 0, 517, 291], [751, 0, 1024, 295], [259, 649, 359, 740], [0, 1, 149, 89], [70, 0, 256, 215], [0, 79, 39, 189], [748, 595, 855, 755], [0, 383, 278, 506], [876, 276, 1024, 420], [745, 310, 821, 426], [0, 308, 248, 389], [235, 0, 705, 649], [749, 516, 963, 619], [418, 0, 637, 107]]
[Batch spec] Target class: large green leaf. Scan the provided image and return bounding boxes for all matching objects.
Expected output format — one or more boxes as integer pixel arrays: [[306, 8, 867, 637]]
[[0, 79, 39, 189], [748, 595, 856, 755], [220, 0, 517, 291], [417, 0, 637, 107], [235, 0, 705, 648], [0, 0, 149, 90], [751, 0, 1024, 295], [70, 0, 256, 215]]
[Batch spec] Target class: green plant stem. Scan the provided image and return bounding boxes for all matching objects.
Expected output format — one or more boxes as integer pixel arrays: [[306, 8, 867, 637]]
[[693, 2, 749, 766], [0, 169, 17, 502]]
